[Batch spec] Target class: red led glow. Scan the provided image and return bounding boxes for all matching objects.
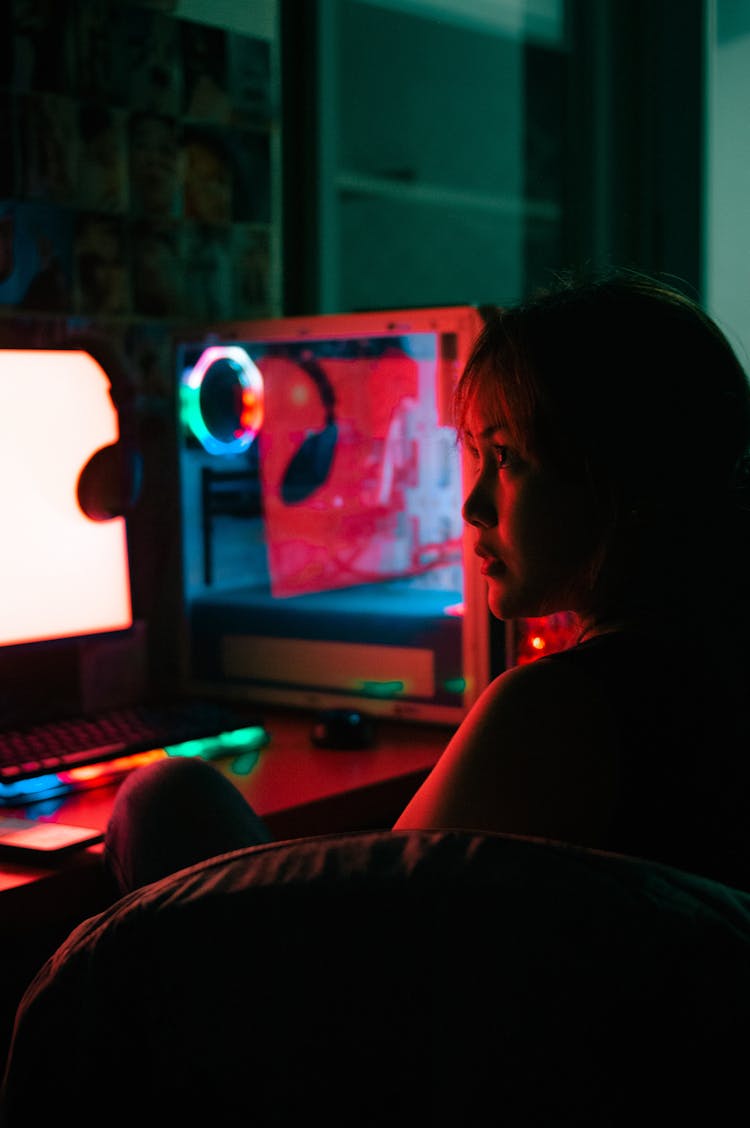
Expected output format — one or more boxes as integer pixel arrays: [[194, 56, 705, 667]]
[[239, 386, 263, 436], [59, 748, 166, 784], [515, 612, 578, 665]]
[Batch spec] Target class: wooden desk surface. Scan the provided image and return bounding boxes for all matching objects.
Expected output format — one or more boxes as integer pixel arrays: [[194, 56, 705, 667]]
[[0, 708, 448, 897]]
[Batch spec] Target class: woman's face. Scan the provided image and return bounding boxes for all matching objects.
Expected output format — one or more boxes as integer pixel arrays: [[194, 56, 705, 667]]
[[461, 400, 601, 621]]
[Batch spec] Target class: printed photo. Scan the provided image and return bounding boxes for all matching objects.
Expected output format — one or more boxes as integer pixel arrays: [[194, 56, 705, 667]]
[[180, 125, 233, 225], [11, 0, 74, 94], [231, 224, 271, 316], [0, 201, 74, 313], [78, 103, 129, 214], [181, 20, 231, 123], [21, 92, 78, 204], [227, 34, 273, 127], [124, 5, 182, 116], [129, 112, 181, 219], [74, 212, 129, 315], [122, 320, 174, 402], [131, 219, 182, 317], [181, 224, 232, 320], [72, 0, 129, 105]]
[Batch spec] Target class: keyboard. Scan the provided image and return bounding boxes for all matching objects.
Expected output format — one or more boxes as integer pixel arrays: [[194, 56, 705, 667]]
[[0, 700, 269, 805]]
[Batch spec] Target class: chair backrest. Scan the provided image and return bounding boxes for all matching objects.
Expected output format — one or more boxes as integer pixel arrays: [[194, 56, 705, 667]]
[[3, 828, 750, 1125]]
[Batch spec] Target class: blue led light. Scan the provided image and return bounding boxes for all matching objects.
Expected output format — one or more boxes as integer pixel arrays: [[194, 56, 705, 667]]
[[180, 346, 263, 455], [0, 773, 68, 803]]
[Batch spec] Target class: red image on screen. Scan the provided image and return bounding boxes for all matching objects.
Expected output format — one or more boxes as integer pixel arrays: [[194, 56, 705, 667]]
[[258, 346, 459, 598]]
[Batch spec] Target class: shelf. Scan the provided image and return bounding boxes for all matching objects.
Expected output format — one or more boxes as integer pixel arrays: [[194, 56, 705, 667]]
[[336, 170, 560, 223]]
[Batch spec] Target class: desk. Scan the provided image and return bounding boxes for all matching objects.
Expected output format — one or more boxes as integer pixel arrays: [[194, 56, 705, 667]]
[[1, 707, 447, 894], [0, 708, 447, 1068]]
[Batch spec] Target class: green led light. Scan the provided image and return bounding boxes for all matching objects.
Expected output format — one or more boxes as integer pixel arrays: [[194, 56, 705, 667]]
[[442, 677, 466, 694], [165, 738, 207, 758], [358, 680, 405, 698], [220, 726, 267, 749], [181, 346, 263, 455], [165, 725, 269, 760], [230, 750, 261, 776]]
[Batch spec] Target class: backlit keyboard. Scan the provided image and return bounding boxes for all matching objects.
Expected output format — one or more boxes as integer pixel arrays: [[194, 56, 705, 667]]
[[0, 700, 269, 805]]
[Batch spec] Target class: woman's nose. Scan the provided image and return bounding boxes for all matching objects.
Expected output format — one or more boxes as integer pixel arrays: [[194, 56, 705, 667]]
[[462, 475, 496, 528]]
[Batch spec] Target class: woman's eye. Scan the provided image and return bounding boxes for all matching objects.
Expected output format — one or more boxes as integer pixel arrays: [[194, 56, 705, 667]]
[[461, 437, 517, 471], [493, 444, 514, 469]]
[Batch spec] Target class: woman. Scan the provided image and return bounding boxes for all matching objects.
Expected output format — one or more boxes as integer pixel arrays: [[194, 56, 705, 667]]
[[394, 269, 750, 889]]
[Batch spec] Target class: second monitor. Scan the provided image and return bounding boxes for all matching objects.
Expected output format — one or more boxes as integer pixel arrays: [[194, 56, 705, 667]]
[[175, 305, 490, 726]]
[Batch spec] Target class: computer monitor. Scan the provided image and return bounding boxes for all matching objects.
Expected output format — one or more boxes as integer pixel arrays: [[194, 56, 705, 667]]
[[0, 348, 135, 728], [0, 349, 133, 648], [175, 306, 491, 726]]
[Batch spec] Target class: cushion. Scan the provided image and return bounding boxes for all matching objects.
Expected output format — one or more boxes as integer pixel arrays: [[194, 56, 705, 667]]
[[3, 828, 750, 1125]]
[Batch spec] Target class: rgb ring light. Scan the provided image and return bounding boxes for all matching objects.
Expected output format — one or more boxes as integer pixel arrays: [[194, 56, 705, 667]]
[[181, 346, 264, 455]]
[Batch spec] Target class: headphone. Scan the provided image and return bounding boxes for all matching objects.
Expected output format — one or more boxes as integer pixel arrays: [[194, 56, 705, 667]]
[[280, 354, 338, 505], [67, 332, 143, 521]]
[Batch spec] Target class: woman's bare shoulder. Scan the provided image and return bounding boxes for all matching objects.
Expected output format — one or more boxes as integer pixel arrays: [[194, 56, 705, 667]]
[[475, 648, 611, 724], [486, 647, 596, 698], [393, 650, 620, 841]]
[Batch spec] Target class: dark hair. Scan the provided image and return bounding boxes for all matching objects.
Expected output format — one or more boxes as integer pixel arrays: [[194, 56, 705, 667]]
[[455, 268, 750, 626]]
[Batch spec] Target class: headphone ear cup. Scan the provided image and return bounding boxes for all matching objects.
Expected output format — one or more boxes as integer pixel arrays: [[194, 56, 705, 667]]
[[77, 443, 143, 521], [281, 422, 338, 505]]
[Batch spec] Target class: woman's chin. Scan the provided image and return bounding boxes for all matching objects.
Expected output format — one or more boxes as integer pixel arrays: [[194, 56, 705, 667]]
[[487, 589, 519, 621], [487, 584, 543, 623]]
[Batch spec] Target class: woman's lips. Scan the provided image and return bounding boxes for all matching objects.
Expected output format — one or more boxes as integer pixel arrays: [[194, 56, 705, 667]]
[[475, 547, 505, 576]]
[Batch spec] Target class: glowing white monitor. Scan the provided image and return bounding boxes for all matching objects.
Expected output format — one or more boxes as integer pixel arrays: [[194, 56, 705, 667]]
[[0, 349, 133, 648]]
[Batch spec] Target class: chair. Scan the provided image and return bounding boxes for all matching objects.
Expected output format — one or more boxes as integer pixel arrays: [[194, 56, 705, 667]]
[[3, 828, 750, 1125]]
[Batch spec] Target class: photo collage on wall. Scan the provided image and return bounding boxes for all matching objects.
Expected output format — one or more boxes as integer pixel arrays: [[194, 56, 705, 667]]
[[0, 0, 277, 404]]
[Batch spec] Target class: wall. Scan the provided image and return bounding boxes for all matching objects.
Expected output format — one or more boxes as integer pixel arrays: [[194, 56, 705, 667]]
[[706, 0, 750, 369], [176, 0, 277, 38]]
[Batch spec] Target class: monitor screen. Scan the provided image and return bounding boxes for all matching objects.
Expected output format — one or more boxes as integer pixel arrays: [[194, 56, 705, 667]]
[[0, 347, 136, 734], [175, 306, 489, 725], [0, 349, 133, 649]]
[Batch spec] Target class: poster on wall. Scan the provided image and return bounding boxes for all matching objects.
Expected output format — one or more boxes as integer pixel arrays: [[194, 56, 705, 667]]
[[0, 0, 278, 330]]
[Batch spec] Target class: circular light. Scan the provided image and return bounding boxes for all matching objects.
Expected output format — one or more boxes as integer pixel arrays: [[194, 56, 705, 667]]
[[181, 346, 264, 455]]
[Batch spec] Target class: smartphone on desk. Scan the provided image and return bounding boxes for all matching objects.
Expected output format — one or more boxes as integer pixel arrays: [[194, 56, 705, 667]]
[[0, 814, 103, 857]]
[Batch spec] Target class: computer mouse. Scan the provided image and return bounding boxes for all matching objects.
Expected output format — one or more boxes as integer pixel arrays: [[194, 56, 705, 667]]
[[310, 708, 375, 750]]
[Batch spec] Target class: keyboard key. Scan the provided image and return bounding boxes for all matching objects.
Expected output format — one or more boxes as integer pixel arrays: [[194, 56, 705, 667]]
[[0, 699, 265, 802], [59, 743, 127, 766]]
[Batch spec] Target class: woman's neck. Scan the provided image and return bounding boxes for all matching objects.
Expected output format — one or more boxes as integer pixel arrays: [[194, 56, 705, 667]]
[[574, 615, 636, 646]]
